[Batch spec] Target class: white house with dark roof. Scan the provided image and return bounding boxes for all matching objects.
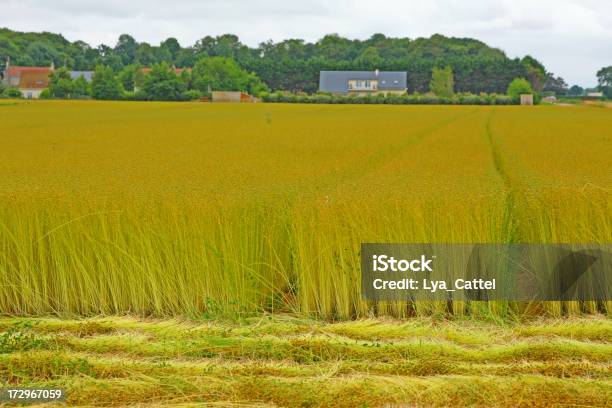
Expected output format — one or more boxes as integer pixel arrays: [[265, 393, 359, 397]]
[[319, 70, 407, 96]]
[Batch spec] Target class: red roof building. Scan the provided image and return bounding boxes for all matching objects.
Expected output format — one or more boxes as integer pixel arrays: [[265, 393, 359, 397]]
[[2, 60, 54, 98]]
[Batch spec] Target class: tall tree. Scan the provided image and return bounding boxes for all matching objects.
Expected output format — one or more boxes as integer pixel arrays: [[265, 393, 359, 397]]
[[596, 66, 612, 98], [48, 67, 73, 98], [91, 65, 123, 100], [567, 85, 584, 97], [520, 55, 547, 93], [544, 73, 568, 95], [192, 56, 267, 95], [160, 37, 181, 62], [114, 34, 137, 66], [140, 62, 186, 100], [429, 66, 454, 97]]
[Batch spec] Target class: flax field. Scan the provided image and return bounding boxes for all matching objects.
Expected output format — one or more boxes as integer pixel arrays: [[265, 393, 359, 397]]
[[0, 101, 610, 319], [0, 100, 611, 407]]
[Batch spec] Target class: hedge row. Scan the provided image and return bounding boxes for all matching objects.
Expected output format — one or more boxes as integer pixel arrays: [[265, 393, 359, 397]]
[[261, 92, 516, 105]]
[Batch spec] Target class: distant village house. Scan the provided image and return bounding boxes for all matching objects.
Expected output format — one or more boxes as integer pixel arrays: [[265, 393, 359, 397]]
[[1, 58, 93, 99], [585, 91, 604, 99], [319, 70, 407, 96]]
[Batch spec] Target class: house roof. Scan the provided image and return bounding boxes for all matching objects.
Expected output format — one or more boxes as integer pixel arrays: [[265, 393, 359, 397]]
[[18, 71, 50, 89], [69, 71, 94, 82], [6, 66, 52, 78], [319, 70, 407, 93]]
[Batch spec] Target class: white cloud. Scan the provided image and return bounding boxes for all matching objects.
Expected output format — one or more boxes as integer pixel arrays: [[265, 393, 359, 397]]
[[1, 0, 610, 86]]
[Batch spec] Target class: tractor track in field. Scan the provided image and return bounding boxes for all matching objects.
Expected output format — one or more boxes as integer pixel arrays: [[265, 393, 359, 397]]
[[485, 109, 519, 243]]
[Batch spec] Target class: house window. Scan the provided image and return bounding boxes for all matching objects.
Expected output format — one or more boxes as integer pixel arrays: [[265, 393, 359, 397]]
[[348, 79, 379, 91]]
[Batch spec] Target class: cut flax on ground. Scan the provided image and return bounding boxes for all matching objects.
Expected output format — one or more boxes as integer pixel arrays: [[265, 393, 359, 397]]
[[0, 315, 611, 407]]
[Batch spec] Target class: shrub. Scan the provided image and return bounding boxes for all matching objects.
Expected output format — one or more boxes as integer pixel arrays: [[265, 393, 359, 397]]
[[122, 90, 136, 100], [4, 88, 22, 98], [182, 89, 203, 101], [507, 78, 534, 102], [261, 91, 519, 105], [39, 88, 52, 99]]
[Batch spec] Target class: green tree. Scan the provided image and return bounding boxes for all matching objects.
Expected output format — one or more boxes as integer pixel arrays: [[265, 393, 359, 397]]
[[96, 45, 123, 71], [507, 78, 533, 101], [160, 37, 181, 62], [179, 69, 192, 88], [4, 88, 22, 98], [48, 67, 74, 98], [192, 56, 267, 95], [521, 55, 546, 93], [72, 75, 90, 97], [0, 27, 546, 95], [429, 66, 454, 97], [568, 85, 584, 97], [118, 64, 141, 91], [91, 65, 123, 100], [114, 34, 137, 66], [543, 73, 568, 96], [140, 62, 186, 100], [354, 46, 383, 68], [39, 88, 51, 99], [25, 41, 59, 66], [135, 43, 157, 66], [596, 66, 612, 98], [0, 38, 19, 65]]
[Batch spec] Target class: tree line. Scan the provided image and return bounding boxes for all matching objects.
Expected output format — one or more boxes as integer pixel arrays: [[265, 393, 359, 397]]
[[2, 28, 609, 99], [0, 29, 549, 92]]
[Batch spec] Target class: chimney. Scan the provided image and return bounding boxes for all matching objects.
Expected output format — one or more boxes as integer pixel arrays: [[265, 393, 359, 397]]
[[375, 69, 379, 76], [50, 60, 55, 70]]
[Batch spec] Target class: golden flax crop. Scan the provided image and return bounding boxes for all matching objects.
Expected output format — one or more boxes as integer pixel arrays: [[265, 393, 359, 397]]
[[0, 101, 610, 318]]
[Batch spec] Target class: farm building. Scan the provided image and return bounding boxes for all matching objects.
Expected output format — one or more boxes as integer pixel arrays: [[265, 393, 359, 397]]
[[520, 94, 534, 105], [585, 91, 604, 99], [2, 60, 54, 99], [211, 91, 259, 103], [319, 70, 407, 96], [1, 58, 93, 99]]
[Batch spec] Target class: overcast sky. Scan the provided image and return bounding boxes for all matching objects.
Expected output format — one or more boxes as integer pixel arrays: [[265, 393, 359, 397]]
[[1, 0, 610, 87]]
